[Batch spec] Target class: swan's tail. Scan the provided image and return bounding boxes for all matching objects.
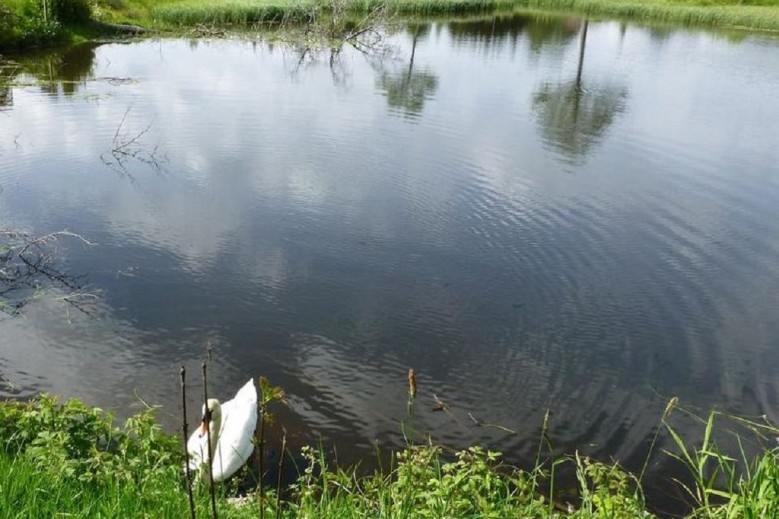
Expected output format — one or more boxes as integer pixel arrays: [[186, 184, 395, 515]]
[[233, 378, 257, 405]]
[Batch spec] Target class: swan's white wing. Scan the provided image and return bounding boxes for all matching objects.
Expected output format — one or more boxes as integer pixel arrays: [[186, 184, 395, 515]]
[[211, 379, 258, 482]]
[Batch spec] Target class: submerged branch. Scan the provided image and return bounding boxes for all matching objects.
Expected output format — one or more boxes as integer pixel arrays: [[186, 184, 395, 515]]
[[0, 229, 99, 316]]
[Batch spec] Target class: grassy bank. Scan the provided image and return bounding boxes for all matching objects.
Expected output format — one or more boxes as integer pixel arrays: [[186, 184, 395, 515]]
[[1, 393, 778, 518], [1, 0, 778, 51], [0, 0, 102, 51], [146, 0, 779, 32]]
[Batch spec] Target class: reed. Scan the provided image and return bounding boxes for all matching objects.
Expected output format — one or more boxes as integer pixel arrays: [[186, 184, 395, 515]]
[[151, 0, 314, 26], [146, 0, 779, 30], [526, 0, 779, 31]]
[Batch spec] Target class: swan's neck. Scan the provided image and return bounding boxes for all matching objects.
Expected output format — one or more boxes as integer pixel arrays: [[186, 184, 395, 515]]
[[206, 414, 221, 456]]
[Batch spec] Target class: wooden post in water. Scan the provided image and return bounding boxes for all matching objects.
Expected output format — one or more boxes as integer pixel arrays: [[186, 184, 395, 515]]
[[203, 361, 218, 519], [181, 366, 197, 519]]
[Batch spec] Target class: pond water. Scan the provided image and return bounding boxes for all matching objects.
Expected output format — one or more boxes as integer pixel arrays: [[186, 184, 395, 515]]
[[2, 12, 779, 511]]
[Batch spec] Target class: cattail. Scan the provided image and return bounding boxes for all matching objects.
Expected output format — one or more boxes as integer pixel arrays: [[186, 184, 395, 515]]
[[408, 368, 417, 399]]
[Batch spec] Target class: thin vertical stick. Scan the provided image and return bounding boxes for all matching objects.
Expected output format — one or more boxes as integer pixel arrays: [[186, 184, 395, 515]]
[[181, 367, 197, 519], [203, 361, 217, 519], [258, 394, 266, 519], [576, 19, 589, 89], [275, 431, 287, 519]]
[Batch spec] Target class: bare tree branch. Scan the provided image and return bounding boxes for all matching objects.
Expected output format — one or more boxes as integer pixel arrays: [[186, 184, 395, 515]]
[[101, 105, 166, 175], [0, 229, 99, 317]]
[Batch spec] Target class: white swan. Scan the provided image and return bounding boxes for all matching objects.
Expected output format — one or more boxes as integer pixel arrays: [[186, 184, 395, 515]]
[[186, 378, 257, 482]]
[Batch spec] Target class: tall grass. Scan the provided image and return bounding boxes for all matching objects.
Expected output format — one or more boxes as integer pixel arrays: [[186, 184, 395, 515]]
[[1, 392, 778, 518], [4, 0, 779, 50], [146, 0, 779, 30], [524, 0, 779, 31], [151, 0, 316, 25], [149, 0, 514, 26]]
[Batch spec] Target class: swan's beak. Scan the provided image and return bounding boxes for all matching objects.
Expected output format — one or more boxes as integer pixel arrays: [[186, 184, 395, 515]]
[[198, 420, 208, 437]]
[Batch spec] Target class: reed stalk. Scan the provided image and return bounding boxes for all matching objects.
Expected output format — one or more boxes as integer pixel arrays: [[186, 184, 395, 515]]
[[202, 360, 217, 519], [180, 366, 196, 519]]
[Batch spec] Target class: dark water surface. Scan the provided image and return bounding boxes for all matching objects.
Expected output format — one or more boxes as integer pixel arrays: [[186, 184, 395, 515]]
[[2, 13, 779, 510]]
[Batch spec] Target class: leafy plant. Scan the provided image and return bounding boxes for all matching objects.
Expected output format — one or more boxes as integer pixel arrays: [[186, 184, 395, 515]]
[[574, 452, 648, 518], [45, 0, 93, 23], [0, 395, 181, 486]]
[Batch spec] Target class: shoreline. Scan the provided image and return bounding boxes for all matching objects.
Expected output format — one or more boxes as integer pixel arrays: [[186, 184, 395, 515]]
[[1, 393, 777, 518], [1, 0, 778, 53]]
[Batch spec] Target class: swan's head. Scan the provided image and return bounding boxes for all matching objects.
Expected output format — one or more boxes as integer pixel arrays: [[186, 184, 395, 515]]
[[198, 398, 222, 438]]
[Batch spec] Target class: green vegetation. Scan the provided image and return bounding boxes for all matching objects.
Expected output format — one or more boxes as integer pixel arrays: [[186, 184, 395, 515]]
[[1, 393, 778, 518], [132, 0, 779, 31], [0, 1, 64, 50], [148, 0, 518, 25], [2, 0, 779, 52], [0, 0, 98, 50], [524, 0, 779, 32]]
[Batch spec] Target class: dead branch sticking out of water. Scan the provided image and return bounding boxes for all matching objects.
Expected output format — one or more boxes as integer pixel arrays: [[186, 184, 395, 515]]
[[0, 229, 98, 316], [101, 106, 165, 175], [431, 393, 448, 412], [180, 366, 197, 519], [189, 24, 229, 38], [0, 374, 18, 393]]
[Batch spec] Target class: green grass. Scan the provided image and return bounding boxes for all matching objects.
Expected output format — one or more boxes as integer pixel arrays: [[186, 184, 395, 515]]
[[0, 0, 62, 50], [152, 0, 316, 25], [524, 0, 779, 31], [1, 393, 779, 518], [149, 0, 520, 25], [2, 0, 779, 52], [114, 0, 779, 31], [140, 0, 779, 31], [0, 453, 230, 518]]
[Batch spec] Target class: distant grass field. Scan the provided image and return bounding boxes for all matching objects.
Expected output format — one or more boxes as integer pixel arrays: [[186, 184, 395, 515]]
[[2, 0, 779, 51], [139, 0, 779, 31]]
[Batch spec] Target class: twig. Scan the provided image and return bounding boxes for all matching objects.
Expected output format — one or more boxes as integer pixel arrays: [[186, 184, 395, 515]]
[[467, 412, 517, 434], [132, 387, 179, 420], [102, 106, 165, 174], [112, 106, 131, 149], [181, 367, 197, 519], [203, 361, 217, 519], [18, 230, 95, 258], [258, 381, 266, 519], [0, 374, 17, 392], [2, 229, 99, 316], [432, 393, 448, 412], [275, 429, 286, 519]]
